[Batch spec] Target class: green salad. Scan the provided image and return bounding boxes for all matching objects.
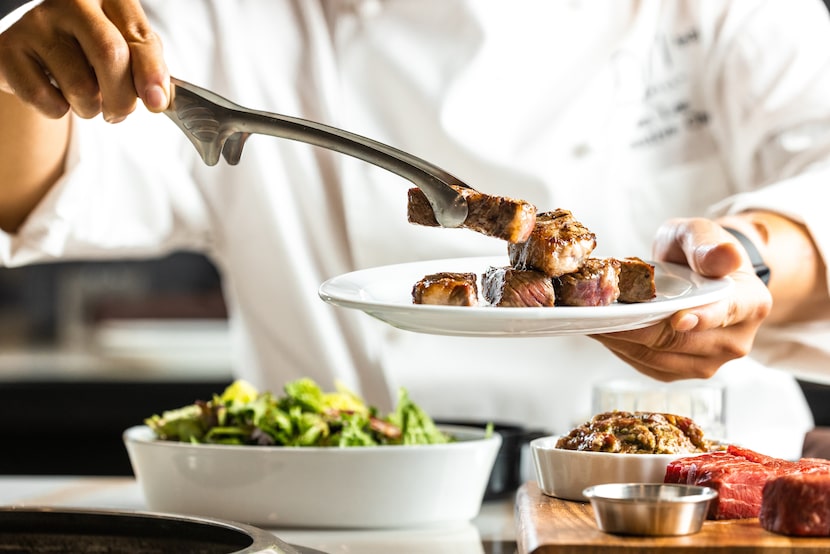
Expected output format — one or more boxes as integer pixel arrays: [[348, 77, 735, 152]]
[[145, 378, 462, 447]]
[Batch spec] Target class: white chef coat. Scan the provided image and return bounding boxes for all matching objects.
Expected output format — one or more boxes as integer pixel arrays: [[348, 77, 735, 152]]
[[2, 0, 829, 459]]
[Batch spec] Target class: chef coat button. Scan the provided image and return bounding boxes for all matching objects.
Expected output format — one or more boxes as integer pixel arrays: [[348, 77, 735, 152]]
[[572, 143, 591, 158]]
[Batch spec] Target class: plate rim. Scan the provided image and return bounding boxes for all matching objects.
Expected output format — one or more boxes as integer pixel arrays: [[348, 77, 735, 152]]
[[318, 256, 733, 335]]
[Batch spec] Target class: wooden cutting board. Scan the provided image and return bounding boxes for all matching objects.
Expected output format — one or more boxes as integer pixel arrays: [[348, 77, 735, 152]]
[[515, 481, 830, 553]]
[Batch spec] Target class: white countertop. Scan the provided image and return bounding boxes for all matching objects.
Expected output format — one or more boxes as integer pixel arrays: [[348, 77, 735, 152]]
[[0, 476, 518, 553]]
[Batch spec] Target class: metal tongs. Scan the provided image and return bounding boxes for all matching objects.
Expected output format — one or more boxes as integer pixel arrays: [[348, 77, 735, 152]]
[[163, 77, 470, 228]]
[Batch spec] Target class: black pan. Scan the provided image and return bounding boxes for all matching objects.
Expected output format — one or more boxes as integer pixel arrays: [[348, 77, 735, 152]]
[[0, 506, 326, 553], [438, 420, 548, 500]]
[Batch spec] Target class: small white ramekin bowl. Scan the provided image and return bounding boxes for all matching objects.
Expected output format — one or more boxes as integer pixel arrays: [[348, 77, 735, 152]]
[[531, 435, 692, 501]]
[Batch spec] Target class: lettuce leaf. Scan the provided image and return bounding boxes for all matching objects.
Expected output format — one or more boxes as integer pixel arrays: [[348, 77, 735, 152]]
[[144, 378, 453, 447]]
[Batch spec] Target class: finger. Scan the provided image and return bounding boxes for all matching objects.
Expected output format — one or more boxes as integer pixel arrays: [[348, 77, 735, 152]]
[[3, 1, 137, 121], [0, 47, 69, 118], [38, 37, 104, 119], [593, 334, 715, 381], [591, 331, 726, 380], [102, 0, 169, 112], [594, 320, 703, 358], [63, 2, 138, 121], [0, 7, 76, 117], [669, 274, 771, 333]]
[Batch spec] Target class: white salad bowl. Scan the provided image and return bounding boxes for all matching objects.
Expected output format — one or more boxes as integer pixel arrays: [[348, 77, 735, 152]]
[[124, 424, 501, 528], [531, 435, 695, 502]]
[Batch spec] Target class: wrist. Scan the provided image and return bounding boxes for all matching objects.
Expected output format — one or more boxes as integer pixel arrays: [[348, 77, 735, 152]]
[[722, 227, 771, 286]]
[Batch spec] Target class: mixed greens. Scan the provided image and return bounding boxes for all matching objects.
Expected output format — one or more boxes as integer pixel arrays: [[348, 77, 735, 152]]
[[145, 378, 459, 447]]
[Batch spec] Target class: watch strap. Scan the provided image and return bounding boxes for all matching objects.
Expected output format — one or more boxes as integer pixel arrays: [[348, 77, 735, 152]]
[[723, 227, 771, 286]]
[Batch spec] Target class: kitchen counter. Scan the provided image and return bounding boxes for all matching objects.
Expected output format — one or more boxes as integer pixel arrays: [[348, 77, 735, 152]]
[[0, 476, 518, 553]]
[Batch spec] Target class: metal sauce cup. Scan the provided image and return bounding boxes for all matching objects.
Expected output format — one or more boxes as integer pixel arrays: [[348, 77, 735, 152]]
[[582, 483, 718, 536]]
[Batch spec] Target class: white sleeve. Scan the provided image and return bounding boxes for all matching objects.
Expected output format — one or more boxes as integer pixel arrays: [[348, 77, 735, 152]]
[[702, 0, 830, 292], [0, 107, 212, 267], [701, 0, 830, 384], [0, 1, 40, 34], [708, 169, 830, 291], [0, 1, 212, 266]]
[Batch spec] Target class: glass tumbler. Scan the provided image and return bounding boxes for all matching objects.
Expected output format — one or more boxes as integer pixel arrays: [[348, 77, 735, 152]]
[[592, 378, 727, 441]]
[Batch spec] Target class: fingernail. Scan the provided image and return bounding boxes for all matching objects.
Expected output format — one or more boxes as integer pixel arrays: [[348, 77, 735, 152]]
[[144, 84, 168, 110], [104, 114, 126, 124], [675, 313, 699, 332]]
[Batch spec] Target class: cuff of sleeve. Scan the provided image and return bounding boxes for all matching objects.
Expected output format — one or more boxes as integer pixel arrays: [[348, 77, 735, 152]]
[[708, 168, 830, 293], [0, 1, 43, 34]]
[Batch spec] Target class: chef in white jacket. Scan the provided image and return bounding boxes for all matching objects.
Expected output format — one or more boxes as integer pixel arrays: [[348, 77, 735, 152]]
[[1, 0, 828, 460]]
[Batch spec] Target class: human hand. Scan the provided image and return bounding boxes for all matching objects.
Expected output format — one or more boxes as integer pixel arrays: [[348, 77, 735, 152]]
[[0, 0, 169, 121], [591, 217, 772, 381]]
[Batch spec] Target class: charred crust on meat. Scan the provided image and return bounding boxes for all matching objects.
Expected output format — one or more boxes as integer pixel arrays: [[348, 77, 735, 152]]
[[406, 186, 537, 243], [408, 202, 657, 308], [412, 271, 479, 306], [507, 209, 597, 277]]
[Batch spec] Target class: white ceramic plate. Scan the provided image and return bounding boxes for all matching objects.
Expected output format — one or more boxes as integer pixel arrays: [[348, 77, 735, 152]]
[[318, 256, 732, 337]]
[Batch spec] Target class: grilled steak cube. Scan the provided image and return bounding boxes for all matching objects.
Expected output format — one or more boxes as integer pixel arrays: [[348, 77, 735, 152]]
[[412, 272, 479, 306], [617, 256, 656, 303], [481, 266, 555, 307], [553, 257, 620, 306], [507, 209, 596, 277], [407, 186, 536, 243]]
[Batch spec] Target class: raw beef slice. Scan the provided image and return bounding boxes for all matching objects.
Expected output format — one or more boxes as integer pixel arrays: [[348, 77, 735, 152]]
[[665, 444, 830, 521], [761, 473, 830, 536]]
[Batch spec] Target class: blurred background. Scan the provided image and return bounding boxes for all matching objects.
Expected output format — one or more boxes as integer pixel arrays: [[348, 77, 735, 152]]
[[0, 253, 233, 475], [1, 0, 828, 475], [0, 1, 234, 476]]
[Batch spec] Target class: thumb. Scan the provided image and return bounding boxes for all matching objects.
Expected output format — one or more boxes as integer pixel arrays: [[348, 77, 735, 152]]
[[102, 0, 170, 112], [653, 218, 743, 278]]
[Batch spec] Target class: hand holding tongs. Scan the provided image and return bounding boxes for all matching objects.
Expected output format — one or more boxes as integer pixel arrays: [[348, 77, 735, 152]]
[[163, 77, 470, 228]]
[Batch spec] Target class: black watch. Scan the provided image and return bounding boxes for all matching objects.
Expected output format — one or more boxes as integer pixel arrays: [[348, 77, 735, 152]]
[[723, 227, 771, 286]]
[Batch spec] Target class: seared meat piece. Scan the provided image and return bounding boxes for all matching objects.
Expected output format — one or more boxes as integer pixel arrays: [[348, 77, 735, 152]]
[[553, 257, 620, 306], [407, 187, 536, 243], [481, 266, 555, 307], [412, 272, 479, 306], [617, 256, 656, 303], [507, 209, 596, 277]]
